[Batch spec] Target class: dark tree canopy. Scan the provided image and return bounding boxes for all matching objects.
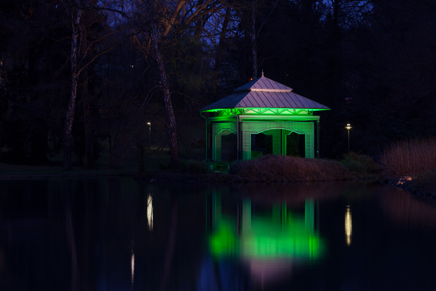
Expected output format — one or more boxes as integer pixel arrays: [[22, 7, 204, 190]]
[[1, 0, 435, 167]]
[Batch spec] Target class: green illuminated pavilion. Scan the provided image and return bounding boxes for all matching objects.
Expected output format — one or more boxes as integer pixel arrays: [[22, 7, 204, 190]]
[[200, 73, 330, 162]]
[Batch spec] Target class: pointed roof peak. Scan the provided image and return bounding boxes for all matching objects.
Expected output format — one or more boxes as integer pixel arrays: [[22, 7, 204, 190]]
[[200, 75, 329, 112], [233, 75, 293, 93]]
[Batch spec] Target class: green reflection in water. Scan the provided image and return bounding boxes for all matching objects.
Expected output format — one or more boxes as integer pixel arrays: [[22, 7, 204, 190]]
[[210, 199, 325, 260], [210, 219, 238, 256]]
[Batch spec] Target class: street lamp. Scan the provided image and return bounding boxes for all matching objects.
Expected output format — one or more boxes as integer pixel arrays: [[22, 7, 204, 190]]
[[147, 122, 151, 142], [345, 123, 352, 158]]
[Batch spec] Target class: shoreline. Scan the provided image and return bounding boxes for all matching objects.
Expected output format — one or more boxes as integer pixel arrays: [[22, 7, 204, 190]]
[[135, 171, 377, 183], [0, 172, 136, 179], [1, 163, 435, 200], [380, 171, 436, 199]]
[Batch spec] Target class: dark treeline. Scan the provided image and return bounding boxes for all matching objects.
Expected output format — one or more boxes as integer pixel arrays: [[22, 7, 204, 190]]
[[1, 0, 435, 169]]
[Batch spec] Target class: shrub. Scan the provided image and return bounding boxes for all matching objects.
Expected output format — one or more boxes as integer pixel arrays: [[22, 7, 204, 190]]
[[341, 152, 379, 175], [230, 155, 352, 182], [381, 138, 436, 176], [180, 160, 212, 174]]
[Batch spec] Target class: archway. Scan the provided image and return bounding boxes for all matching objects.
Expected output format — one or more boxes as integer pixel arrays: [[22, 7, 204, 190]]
[[251, 132, 273, 159], [286, 132, 306, 158], [221, 133, 237, 162], [248, 128, 308, 159], [213, 128, 237, 162]]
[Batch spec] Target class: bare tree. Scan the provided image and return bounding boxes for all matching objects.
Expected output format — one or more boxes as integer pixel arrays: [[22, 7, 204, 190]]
[[231, 0, 278, 79], [61, 0, 115, 170], [130, 0, 224, 169]]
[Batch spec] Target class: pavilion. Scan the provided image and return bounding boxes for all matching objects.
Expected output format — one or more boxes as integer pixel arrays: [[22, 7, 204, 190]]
[[200, 73, 330, 164]]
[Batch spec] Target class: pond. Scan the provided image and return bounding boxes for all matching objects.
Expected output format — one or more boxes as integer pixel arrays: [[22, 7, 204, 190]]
[[1, 178, 436, 290]]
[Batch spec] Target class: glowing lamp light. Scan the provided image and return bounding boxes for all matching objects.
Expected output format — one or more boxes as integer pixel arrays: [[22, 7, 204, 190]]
[[345, 123, 352, 157], [147, 122, 152, 141]]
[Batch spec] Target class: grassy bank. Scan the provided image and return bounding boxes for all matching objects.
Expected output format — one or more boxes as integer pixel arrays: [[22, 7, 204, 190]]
[[136, 157, 354, 183], [1, 152, 378, 182], [135, 153, 381, 183], [0, 162, 137, 178], [380, 138, 436, 198], [381, 138, 436, 176]]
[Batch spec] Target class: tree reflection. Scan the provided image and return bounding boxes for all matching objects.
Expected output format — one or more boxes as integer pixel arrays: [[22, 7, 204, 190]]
[[379, 188, 436, 228], [159, 194, 178, 291], [64, 179, 78, 291]]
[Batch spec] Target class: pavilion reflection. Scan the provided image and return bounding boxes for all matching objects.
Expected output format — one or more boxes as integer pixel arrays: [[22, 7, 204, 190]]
[[207, 191, 326, 285]]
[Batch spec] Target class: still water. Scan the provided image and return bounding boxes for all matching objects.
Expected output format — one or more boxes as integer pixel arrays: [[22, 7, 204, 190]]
[[1, 178, 436, 290]]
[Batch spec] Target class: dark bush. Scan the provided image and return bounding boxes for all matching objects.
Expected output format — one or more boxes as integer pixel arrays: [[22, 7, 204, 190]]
[[180, 160, 212, 174], [230, 155, 353, 182]]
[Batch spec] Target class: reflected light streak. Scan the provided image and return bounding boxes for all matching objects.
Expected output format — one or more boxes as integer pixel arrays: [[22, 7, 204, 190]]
[[249, 259, 292, 284], [131, 252, 135, 289], [345, 205, 352, 246], [147, 195, 153, 231]]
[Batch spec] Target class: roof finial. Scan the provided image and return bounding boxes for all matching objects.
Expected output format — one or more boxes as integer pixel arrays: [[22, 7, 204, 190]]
[[261, 69, 264, 77]]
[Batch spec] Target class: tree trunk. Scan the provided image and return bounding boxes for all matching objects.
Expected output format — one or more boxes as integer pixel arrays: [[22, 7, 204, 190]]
[[78, 16, 96, 170], [108, 126, 125, 169], [64, 70, 79, 170], [251, 2, 258, 79], [28, 46, 49, 164], [151, 27, 179, 170], [63, 9, 83, 170], [214, 7, 231, 75], [81, 48, 95, 169], [82, 78, 95, 169], [30, 124, 49, 164]]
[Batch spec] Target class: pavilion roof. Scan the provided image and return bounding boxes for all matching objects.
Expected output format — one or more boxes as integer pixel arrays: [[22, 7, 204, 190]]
[[201, 75, 329, 112]]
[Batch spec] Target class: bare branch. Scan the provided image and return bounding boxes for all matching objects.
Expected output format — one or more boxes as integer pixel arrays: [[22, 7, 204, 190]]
[[78, 30, 116, 68], [163, 1, 187, 37], [256, 0, 278, 37], [54, 56, 71, 81], [184, 0, 213, 27], [87, 6, 135, 23], [77, 44, 117, 76], [141, 86, 162, 109]]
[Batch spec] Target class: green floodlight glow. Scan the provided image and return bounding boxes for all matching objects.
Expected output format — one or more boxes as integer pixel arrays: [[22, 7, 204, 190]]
[[209, 216, 326, 260], [201, 108, 330, 115]]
